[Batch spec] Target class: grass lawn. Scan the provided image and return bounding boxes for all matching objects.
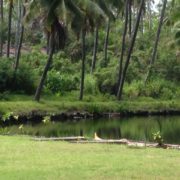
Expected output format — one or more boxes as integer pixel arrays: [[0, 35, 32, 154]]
[[0, 135, 179, 180]]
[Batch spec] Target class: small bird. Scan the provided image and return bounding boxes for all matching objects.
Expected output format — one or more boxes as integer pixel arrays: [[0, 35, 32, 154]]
[[94, 132, 102, 141]]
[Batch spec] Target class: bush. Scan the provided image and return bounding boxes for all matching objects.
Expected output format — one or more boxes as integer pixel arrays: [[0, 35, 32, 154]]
[[124, 79, 178, 100], [0, 59, 36, 94], [46, 70, 79, 94], [84, 75, 99, 95], [95, 67, 117, 94], [124, 81, 144, 98], [145, 79, 176, 99]]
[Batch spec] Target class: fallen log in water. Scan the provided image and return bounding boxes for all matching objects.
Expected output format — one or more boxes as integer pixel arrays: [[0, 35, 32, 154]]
[[33, 136, 86, 141], [32, 137, 180, 150], [70, 139, 129, 145], [71, 140, 180, 150]]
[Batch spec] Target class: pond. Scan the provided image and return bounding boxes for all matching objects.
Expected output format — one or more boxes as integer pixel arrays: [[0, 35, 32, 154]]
[[0, 116, 180, 144]]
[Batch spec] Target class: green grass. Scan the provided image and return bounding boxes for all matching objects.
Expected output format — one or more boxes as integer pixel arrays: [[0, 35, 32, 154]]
[[0, 135, 179, 180], [0, 92, 180, 115]]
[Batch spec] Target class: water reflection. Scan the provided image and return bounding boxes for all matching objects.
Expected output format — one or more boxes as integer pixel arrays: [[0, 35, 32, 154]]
[[0, 116, 180, 144]]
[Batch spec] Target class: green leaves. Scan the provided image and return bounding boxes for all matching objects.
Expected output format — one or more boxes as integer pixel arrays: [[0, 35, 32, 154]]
[[152, 131, 164, 146], [173, 21, 180, 46]]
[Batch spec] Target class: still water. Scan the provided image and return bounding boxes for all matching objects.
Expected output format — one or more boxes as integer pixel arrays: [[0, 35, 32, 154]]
[[1, 116, 180, 144]]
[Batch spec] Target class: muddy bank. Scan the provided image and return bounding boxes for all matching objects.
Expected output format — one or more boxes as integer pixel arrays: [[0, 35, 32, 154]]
[[0, 109, 180, 126]]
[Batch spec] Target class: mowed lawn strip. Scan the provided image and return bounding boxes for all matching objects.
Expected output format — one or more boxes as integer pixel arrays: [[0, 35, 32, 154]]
[[0, 135, 179, 180]]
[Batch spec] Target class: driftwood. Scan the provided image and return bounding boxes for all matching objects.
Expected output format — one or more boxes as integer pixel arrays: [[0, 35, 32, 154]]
[[70, 139, 129, 144], [72, 140, 180, 149], [33, 136, 86, 141], [32, 136, 180, 150]]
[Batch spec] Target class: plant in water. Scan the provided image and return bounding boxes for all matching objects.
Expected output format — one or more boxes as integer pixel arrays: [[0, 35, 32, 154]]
[[2, 112, 14, 122], [153, 131, 164, 146], [42, 116, 51, 124], [19, 124, 24, 134]]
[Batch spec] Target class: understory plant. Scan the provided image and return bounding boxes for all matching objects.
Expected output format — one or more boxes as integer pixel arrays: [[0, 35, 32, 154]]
[[153, 131, 164, 146]]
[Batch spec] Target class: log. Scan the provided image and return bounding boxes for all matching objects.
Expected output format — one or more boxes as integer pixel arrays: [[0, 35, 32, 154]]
[[32, 136, 86, 141], [70, 139, 129, 144], [32, 137, 180, 150]]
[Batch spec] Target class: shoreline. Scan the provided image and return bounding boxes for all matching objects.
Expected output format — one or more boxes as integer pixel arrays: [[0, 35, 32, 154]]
[[0, 108, 180, 126], [0, 99, 180, 125]]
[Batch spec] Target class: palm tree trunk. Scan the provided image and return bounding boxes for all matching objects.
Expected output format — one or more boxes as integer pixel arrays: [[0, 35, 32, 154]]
[[15, 0, 22, 57], [47, 31, 50, 54], [117, 0, 129, 96], [7, 0, 13, 58], [79, 29, 86, 100], [117, 0, 145, 100], [103, 19, 110, 67], [34, 32, 55, 101], [91, 26, 98, 74], [0, 0, 4, 56], [145, 0, 167, 83], [14, 1, 26, 70], [128, 0, 132, 36], [14, 26, 24, 70], [147, 0, 152, 30], [140, 14, 144, 34]]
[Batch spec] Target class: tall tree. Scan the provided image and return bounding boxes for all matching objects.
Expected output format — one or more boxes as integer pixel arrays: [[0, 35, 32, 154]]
[[117, 0, 145, 100], [33, 0, 67, 101], [7, 0, 13, 58], [91, 25, 98, 73], [91, 0, 116, 72], [147, 0, 152, 30], [34, 25, 56, 101], [15, 0, 22, 57], [103, 18, 110, 67], [77, 0, 109, 100], [14, 0, 27, 70], [0, 0, 3, 56], [32, 0, 104, 101], [145, 0, 168, 83], [79, 28, 86, 100], [128, 0, 132, 36], [117, 0, 129, 95]]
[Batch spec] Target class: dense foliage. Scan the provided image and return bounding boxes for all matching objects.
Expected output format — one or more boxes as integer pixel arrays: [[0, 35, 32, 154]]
[[0, 0, 179, 101]]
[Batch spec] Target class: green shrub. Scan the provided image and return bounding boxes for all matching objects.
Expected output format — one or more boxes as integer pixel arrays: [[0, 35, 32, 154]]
[[145, 79, 176, 99], [12, 65, 36, 94], [124, 79, 177, 100], [153, 131, 164, 146], [95, 67, 117, 94], [0, 59, 36, 94], [46, 70, 79, 94], [124, 81, 144, 98], [84, 75, 99, 95]]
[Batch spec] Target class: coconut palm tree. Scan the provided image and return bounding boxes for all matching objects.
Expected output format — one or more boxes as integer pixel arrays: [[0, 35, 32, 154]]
[[117, 0, 129, 95], [91, 0, 117, 73], [14, 0, 27, 70], [28, 0, 106, 101], [128, 0, 132, 36], [117, 0, 145, 100], [91, 24, 98, 73], [0, 0, 3, 56], [33, 0, 71, 101], [7, 0, 13, 58], [14, 0, 22, 57], [77, 0, 110, 100], [102, 0, 123, 67], [145, 0, 168, 83]]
